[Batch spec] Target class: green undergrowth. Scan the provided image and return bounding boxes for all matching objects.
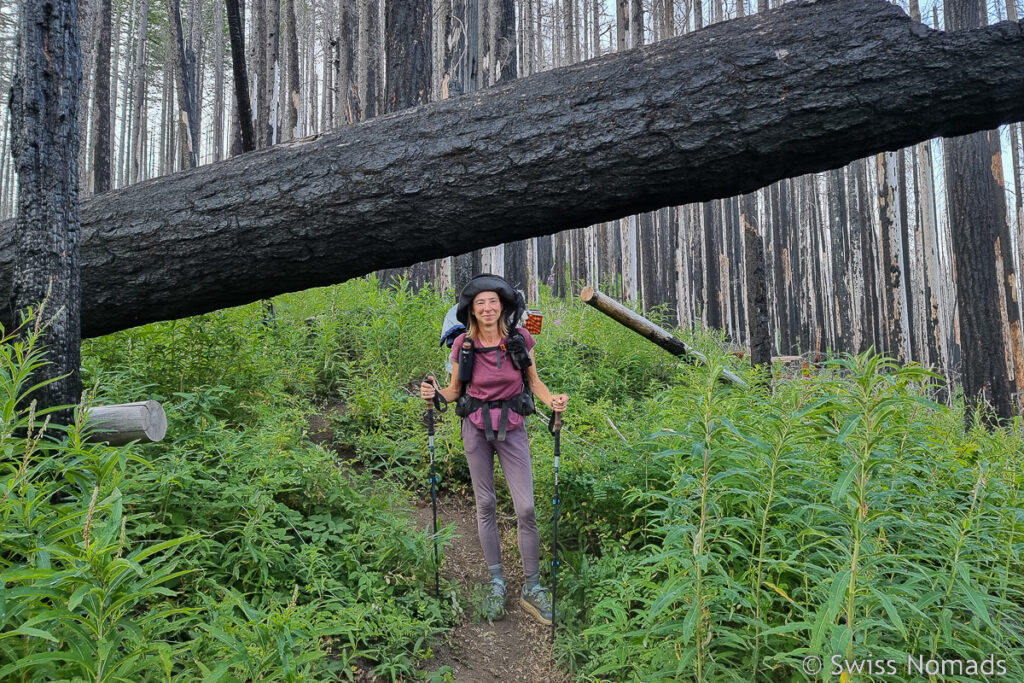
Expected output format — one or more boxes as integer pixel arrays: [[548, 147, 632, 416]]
[[2, 293, 452, 681], [5, 277, 1023, 681], [266, 278, 1024, 682], [549, 356, 1024, 682]]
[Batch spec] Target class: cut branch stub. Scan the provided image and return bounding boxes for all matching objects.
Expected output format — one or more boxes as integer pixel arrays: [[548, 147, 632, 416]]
[[86, 400, 167, 445]]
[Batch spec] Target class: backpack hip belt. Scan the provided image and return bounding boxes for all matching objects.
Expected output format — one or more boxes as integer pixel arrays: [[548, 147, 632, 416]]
[[455, 391, 535, 442]]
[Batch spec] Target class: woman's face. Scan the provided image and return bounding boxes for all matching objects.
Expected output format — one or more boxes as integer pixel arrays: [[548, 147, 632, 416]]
[[472, 291, 502, 326]]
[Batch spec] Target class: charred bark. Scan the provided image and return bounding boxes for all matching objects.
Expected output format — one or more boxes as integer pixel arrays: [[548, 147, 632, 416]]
[[741, 192, 771, 368], [385, 1, 432, 110], [130, 0, 149, 181], [768, 182, 786, 352], [226, 0, 255, 153], [877, 151, 908, 360], [703, 201, 722, 329], [945, 129, 1016, 422], [8, 0, 82, 418], [495, 0, 527, 296], [285, 0, 299, 139], [90, 0, 112, 193], [379, 0, 432, 288], [827, 168, 852, 351], [167, 0, 198, 168], [3, 0, 1024, 337], [944, 0, 1017, 423]]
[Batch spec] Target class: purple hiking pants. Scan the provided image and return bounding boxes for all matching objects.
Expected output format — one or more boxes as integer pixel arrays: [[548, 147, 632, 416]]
[[461, 420, 540, 577]]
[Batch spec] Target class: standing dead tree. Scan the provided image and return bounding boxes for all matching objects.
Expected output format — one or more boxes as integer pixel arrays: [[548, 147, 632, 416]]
[[8, 0, 83, 419]]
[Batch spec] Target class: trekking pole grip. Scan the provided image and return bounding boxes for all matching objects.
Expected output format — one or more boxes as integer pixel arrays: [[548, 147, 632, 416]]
[[549, 410, 562, 434], [424, 374, 447, 414], [422, 376, 435, 436]]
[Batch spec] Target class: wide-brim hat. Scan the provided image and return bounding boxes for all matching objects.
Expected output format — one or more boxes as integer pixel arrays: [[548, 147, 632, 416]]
[[456, 274, 525, 328]]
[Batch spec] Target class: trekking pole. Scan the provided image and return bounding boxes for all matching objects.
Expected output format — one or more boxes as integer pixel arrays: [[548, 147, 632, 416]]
[[548, 410, 562, 643], [424, 375, 447, 597]]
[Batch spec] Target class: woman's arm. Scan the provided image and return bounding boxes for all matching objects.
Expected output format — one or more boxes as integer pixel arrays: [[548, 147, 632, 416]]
[[526, 349, 569, 412]]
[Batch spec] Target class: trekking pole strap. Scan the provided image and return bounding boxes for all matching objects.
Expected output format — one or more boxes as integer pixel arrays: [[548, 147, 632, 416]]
[[425, 375, 448, 413]]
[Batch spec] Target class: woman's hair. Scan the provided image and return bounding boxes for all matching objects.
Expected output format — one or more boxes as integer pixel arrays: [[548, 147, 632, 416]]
[[466, 297, 510, 340]]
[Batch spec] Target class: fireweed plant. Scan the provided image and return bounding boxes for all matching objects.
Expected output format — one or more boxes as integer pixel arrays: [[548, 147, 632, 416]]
[[5, 278, 1023, 681], [0, 314, 195, 681], [553, 349, 1024, 681]]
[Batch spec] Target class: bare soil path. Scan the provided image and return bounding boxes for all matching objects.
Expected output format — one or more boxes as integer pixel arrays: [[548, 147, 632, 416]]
[[412, 495, 570, 683]]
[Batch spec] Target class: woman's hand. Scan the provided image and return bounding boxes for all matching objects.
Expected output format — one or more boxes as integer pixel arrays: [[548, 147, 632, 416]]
[[421, 378, 436, 402], [551, 393, 569, 413]]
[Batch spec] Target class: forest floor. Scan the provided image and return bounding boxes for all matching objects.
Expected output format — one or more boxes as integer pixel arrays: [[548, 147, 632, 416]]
[[308, 406, 567, 683]]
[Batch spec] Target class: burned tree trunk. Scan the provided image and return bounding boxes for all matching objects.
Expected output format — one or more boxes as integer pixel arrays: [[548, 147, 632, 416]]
[[285, 0, 300, 139], [495, 0, 528, 299], [944, 0, 1017, 423], [877, 151, 909, 360], [226, 0, 255, 154], [167, 0, 198, 168], [90, 0, 112, 193], [581, 286, 746, 387], [130, 0, 150, 181], [379, 0, 433, 288], [827, 167, 853, 351], [741, 192, 771, 368], [945, 130, 1016, 422], [8, 0, 82, 418], [3, 0, 1024, 338]]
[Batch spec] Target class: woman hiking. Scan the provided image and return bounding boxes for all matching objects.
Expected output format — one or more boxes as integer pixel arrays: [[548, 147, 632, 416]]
[[421, 274, 569, 624]]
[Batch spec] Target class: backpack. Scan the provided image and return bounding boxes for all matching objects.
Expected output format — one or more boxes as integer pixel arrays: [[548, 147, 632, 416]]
[[451, 331, 536, 442]]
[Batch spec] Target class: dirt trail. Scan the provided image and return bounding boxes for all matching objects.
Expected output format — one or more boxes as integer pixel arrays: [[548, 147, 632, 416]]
[[412, 495, 569, 683]]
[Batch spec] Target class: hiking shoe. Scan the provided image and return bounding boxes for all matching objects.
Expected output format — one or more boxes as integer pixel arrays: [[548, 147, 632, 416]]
[[519, 584, 553, 626], [482, 578, 506, 621]]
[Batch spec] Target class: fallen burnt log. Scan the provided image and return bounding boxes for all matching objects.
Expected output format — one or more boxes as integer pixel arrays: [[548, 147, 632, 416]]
[[581, 286, 747, 387], [2, 0, 1023, 337]]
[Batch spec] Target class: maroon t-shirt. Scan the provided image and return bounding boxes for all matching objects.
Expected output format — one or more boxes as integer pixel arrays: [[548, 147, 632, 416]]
[[450, 327, 536, 431]]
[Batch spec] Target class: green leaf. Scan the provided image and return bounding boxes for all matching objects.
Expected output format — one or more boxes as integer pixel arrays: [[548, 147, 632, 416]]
[[811, 569, 850, 651], [646, 577, 686, 624], [831, 463, 859, 507], [2, 625, 57, 642], [760, 621, 812, 637], [68, 584, 91, 612], [836, 414, 861, 444], [681, 604, 700, 645], [869, 587, 906, 640], [957, 580, 995, 630]]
